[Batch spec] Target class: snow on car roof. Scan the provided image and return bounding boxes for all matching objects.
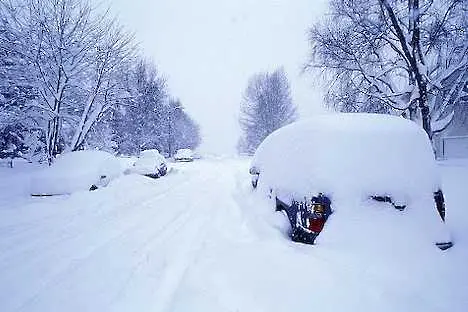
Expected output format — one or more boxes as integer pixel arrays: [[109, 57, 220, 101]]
[[140, 149, 162, 158], [176, 148, 192, 154], [175, 149, 193, 157], [251, 113, 440, 203]]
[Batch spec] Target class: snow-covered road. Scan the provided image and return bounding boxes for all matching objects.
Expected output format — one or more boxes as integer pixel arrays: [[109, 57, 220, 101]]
[[1, 158, 467, 312]]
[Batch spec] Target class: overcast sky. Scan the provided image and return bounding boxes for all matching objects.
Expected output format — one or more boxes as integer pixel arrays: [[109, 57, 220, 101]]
[[103, 0, 329, 154]]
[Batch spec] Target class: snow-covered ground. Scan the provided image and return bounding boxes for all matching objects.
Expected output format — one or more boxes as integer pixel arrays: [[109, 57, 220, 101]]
[[0, 158, 467, 312]]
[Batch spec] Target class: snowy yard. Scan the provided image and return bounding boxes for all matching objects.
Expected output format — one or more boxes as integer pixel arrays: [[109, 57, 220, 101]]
[[0, 158, 467, 312]]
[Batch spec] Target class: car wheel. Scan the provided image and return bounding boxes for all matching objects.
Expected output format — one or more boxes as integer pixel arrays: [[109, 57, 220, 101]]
[[159, 165, 167, 177], [251, 178, 258, 189], [144, 173, 159, 179], [434, 189, 446, 221]]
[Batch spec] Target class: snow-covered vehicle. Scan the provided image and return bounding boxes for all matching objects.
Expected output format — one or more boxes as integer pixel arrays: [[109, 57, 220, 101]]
[[125, 149, 167, 179], [30, 150, 122, 196], [174, 148, 194, 162], [250, 113, 452, 250], [192, 151, 202, 160]]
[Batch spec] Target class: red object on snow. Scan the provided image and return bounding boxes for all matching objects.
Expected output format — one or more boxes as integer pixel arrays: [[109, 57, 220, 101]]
[[308, 217, 325, 233]]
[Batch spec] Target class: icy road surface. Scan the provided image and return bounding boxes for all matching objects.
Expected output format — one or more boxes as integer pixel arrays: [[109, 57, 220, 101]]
[[0, 158, 467, 312]]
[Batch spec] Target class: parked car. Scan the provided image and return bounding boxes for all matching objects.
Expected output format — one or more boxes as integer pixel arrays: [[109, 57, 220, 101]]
[[192, 151, 202, 160], [30, 150, 122, 196], [174, 148, 194, 162], [250, 113, 452, 250], [125, 149, 167, 179]]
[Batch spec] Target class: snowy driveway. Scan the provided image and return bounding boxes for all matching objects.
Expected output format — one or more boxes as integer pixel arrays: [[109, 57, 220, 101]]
[[1, 159, 467, 312]]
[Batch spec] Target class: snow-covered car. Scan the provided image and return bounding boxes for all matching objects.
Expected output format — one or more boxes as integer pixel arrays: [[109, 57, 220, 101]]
[[30, 150, 122, 196], [125, 149, 167, 178], [192, 151, 202, 160], [250, 113, 452, 250], [174, 148, 194, 162]]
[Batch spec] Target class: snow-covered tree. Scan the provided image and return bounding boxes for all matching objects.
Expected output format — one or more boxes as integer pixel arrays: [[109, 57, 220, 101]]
[[113, 60, 168, 155], [239, 68, 297, 154], [164, 99, 201, 156], [0, 0, 134, 163], [308, 0, 467, 140], [67, 19, 135, 152], [1, 1, 200, 161]]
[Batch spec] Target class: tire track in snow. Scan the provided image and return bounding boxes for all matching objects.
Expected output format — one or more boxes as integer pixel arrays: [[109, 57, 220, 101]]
[[106, 173, 219, 312], [14, 172, 217, 312], [106, 168, 227, 312], [2, 174, 198, 312], [0, 173, 196, 269], [149, 194, 215, 312], [151, 163, 251, 312], [0, 171, 192, 242]]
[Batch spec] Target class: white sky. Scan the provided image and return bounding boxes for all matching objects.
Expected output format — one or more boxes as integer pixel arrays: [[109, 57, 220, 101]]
[[103, 0, 329, 154]]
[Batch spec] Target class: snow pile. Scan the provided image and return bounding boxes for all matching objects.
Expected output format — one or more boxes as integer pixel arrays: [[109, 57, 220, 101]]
[[30, 150, 122, 195], [126, 149, 167, 176], [252, 113, 450, 246]]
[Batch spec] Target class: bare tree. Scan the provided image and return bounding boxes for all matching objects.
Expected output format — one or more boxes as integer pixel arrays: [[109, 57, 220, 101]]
[[308, 0, 467, 140], [239, 68, 297, 154]]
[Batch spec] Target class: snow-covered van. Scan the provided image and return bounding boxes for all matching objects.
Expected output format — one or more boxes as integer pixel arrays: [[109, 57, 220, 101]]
[[250, 113, 452, 250]]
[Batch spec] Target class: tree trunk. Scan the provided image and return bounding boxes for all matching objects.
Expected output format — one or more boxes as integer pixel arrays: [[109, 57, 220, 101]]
[[409, 103, 418, 121], [380, 0, 433, 140], [418, 83, 432, 140]]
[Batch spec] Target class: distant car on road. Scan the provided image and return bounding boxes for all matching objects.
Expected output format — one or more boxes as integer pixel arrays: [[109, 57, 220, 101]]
[[174, 148, 194, 162], [125, 149, 167, 179], [30, 150, 122, 196], [250, 113, 452, 250]]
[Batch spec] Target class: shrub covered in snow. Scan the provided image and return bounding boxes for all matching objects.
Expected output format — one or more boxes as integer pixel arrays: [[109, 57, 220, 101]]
[[30, 150, 122, 195]]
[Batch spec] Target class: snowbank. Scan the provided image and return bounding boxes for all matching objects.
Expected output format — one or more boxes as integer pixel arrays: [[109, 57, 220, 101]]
[[30, 150, 122, 195]]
